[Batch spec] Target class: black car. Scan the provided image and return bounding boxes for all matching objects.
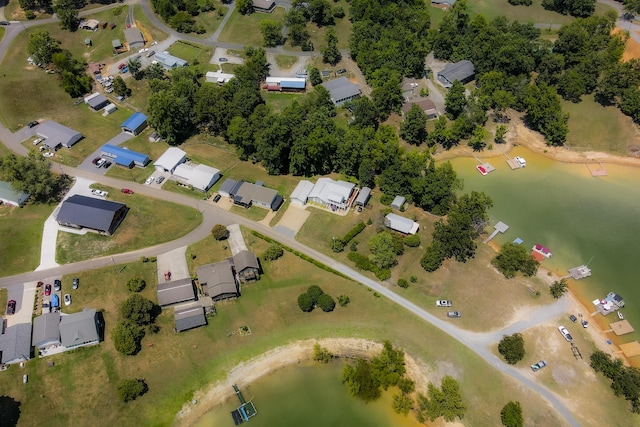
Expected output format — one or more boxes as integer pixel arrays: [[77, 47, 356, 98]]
[[156, 176, 165, 184], [54, 279, 61, 292], [6, 300, 16, 315], [27, 120, 39, 128], [213, 194, 221, 203], [0, 21, 10, 26], [102, 160, 112, 168], [569, 314, 578, 323], [336, 68, 347, 75]]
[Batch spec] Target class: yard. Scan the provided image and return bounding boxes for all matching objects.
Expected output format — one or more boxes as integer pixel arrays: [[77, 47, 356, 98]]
[[55, 186, 203, 264], [1, 228, 568, 427], [218, 7, 286, 46], [193, 3, 229, 36]]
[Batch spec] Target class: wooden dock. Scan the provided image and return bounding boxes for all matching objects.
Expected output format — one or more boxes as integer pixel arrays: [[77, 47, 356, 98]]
[[585, 163, 608, 176], [506, 158, 522, 169]]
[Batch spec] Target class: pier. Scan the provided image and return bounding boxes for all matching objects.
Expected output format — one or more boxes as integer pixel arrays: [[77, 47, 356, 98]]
[[585, 163, 608, 177], [567, 265, 592, 280], [483, 221, 509, 243], [474, 156, 495, 176], [230, 384, 257, 425]]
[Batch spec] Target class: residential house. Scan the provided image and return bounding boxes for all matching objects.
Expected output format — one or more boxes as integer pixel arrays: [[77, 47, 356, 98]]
[[321, 77, 362, 106], [157, 278, 197, 307], [197, 260, 239, 301], [173, 163, 221, 192], [0, 324, 32, 365], [32, 312, 62, 351], [205, 70, 235, 85], [57, 195, 128, 235], [264, 77, 306, 92], [154, 147, 187, 174], [154, 52, 188, 69], [252, 0, 276, 12], [307, 177, 356, 211], [59, 309, 101, 350], [124, 27, 145, 50], [290, 180, 315, 206], [220, 180, 283, 210], [174, 304, 207, 332], [100, 144, 150, 168], [401, 99, 438, 120], [437, 60, 475, 88], [233, 250, 260, 283]]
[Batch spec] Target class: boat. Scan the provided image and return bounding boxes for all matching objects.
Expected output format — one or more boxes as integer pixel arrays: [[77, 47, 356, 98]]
[[476, 165, 487, 175], [514, 156, 526, 167], [618, 311, 624, 320]]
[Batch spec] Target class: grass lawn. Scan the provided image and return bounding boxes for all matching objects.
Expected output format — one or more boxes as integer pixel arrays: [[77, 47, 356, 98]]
[[261, 91, 303, 112], [0, 203, 55, 275], [218, 7, 286, 46], [3, 1, 52, 21], [168, 40, 206, 62], [229, 204, 268, 221], [162, 180, 213, 200], [562, 94, 637, 155], [0, 27, 5, 42], [2, 229, 568, 427], [274, 54, 297, 70], [193, 5, 229, 37], [55, 186, 203, 264], [133, 4, 169, 44], [220, 62, 241, 73]]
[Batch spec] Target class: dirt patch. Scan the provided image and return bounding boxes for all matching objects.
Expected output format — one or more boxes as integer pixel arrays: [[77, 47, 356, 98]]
[[613, 27, 640, 62]]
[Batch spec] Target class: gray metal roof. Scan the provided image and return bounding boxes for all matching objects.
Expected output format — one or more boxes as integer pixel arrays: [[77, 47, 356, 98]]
[[88, 94, 109, 110], [37, 121, 82, 149], [233, 250, 259, 272], [57, 195, 126, 233], [355, 187, 371, 206], [321, 77, 362, 103], [384, 213, 419, 234], [234, 182, 279, 207], [0, 180, 28, 206], [437, 60, 475, 86], [174, 304, 207, 332], [197, 260, 238, 299], [0, 323, 32, 364], [59, 309, 99, 348], [391, 195, 405, 209], [32, 312, 61, 348], [124, 28, 144, 46], [218, 178, 237, 196], [157, 278, 196, 307]]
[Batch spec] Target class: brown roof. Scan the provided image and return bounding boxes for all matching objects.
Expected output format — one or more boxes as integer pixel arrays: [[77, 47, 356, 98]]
[[233, 250, 259, 272], [401, 99, 437, 115], [157, 278, 196, 307], [197, 260, 238, 299]]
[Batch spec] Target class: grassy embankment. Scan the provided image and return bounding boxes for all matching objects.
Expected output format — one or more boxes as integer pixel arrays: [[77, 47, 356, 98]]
[[218, 7, 286, 47], [55, 186, 202, 264]]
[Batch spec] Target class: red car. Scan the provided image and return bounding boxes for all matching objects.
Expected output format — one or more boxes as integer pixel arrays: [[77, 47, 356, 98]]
[[118, 63, 126, 70], [44, 284, 51, 296], [6, 300, 16, 315], [121, 188, 134, 194]]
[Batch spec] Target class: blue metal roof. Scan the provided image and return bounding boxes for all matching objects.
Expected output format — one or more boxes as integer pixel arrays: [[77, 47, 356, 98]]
[[280, 80, 306, 89], [101, 144, 149, 164], [121, 112, 147, 130]]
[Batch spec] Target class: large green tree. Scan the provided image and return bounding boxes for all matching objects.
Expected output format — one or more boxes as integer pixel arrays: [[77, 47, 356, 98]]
[[322, 27, 341, 65], [120, 294, 155, 326], [501, 401, 524, 427], [445, 80, 467, 119], [0, 153, 69, 203], [498, 333, 526, 365], [260, 20, 283, 47], [112, 76, 131, 98], [492, 242, 539, 278], [117, 379, 148, 402], [54, 0, 79, 31], [368, 231, 399, 270], [112, 320, 145, 355], [27, 30, 60, 65], [400, 104, 428, 145]]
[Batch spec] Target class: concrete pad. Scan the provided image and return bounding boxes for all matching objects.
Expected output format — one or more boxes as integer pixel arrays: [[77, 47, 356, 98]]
[[227, 224, 248, 256], [157, 246, 189, 283], [273, 204, 310, 237], [4, 282, 37, 327]]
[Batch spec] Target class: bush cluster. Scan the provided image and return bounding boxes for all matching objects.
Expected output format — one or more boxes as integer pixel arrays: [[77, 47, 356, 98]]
[[297, 285, 336, 312]]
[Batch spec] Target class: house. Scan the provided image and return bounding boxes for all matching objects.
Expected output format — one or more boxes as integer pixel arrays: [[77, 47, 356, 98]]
[[321, 77, 362, 106], [37, 121, 83, 150], [197, 260, 239, 301], [401, 99, 438, 120], [174, 304, 207, 332], [307, 177, 356, 211], [290, 180, 315, 206], [252, 0, 276, 12], [157, 278, 197, 307], [0, 323, 32, 365], [384, 213, 419, 235], [0, 181, 29, 207], [32, 312, 61, 351], [100, 144, 150, 168], [264, 77, 306, 92], [205, 70, 235, 85], [233, 250, 260, 283], [354, 187, 371, 207], [59, 309, 101, 350], [79, 19, 100, 31], [154, 52, 188, 69], [124, 27, 145, 50], [121, 112, 148, 136], [57, 195, 128, 235], [85, 92, 110, 112], [225, 180, 284, 210], [437, 60, 475, 88], [391, 195, 405, 210], [154, 147, 187, 174], [218, 178, 237, 198], [173, 163, 221, 192]]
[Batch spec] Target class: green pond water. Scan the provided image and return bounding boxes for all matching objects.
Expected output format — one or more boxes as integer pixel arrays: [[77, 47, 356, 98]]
[[191, 361, 423, 427], [448, 147, 640, 353]]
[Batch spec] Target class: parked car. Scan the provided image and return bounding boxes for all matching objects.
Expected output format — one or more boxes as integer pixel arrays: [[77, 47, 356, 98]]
[[121, 188, 134, 194], [44, 284, 51, 296], [43, 152, 54, 157], [145, 177, 155, 185], [72, 277, 79, 290], [0, 21, 10, 26], [96, 158, 106, 168], [54, 279, 61, 291], [558, 326, 573, 342], [156, 176, 165, 184], [6, 300, 16, 315], [147, 50, 155, 58], [106, 87, 114, 93], [447, 311, 461, 318], [530, 360, 547, 372], [581, 320, 589, 328], [92, 158, 101, 165], [120, 67, 129, 74], [569, 314, 577, 323], [102, 161, 112, 168], [27, 120, 39, 128], [64, 294, 71, 306], [436, 300, 452, 307], [213, 194, 221, 203], [32, 137, 43, 145], [23, 374, 28, 384], [219, 57, 228, 62], [51, 294, 59, 308], [91, 189, 107, 197], [336, 68, 347, 75], [118, 63, 126, 69]]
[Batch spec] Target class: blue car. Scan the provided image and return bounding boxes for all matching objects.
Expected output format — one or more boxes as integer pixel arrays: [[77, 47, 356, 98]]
[[121, 67, 129, 74], [51, 293, 60, 308]]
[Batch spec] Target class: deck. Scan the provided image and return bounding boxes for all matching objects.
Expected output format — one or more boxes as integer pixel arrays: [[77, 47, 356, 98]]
[[585, 163, 608, 177], [606, 320, 635, 336]]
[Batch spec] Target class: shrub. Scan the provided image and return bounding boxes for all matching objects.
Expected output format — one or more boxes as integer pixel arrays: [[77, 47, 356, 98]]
[[307, 285, 324, 304], [404, 234, 421, 247], [263, 244, 284, 261], [317, 294, 336, 312], [117, 378, 148, 402], [498, 333, 525, 365], [380, 194, 394, 205], [112, 320, 145, 355], [297, 293, 314, 312], [350, 241, 358, 251], [120, 294, 155, 326], [211, 224, 229, 240], [127, 277, 146, 292], [410, 276, 418, 283], [338, 295, 350, 306], [375, 268, 391, 280], [342, 221, 366, 244], [313, 343, 333, 362], [347, 252, 375, 271], [550, 278, 569, 299], [501, 401, 524, 427], [330, 237, 345, 252], [397, 279, 409, 288]]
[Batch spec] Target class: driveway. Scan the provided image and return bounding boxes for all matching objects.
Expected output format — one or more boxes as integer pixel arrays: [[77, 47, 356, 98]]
[[227, 224, 248, 255], [210, 48, 244, 65], [157, 246, 190, 283], [76, 132, 134, 173]]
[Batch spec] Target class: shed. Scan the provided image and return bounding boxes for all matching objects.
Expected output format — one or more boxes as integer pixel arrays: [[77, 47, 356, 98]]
[[174, 304, 207, 332], [354, 187, 371, 207], [197, 260, 239, 301], [85, 92, 109, 111], [0, 181, 29, 207], [173, 163, 221, 192], [124, 27, 145, 50], [290, 180, 314, 206], [154, 147, 187, 173], [32, 312, 61, 350], [437, 60, 475, 88], [384, 213, 419, 235], [218, 178, 237, 198], [0, 324, 32, 365], [121, 112, 148, 135], [79, 19, 99, 31], [85, 38, 92, 46], [59, 309, 100, 350], [57, 195, 127, 235], [102, 103, 117, 116], [111, 39, 122, 49], [154, 52, 188, 69], [391, 195, 405, 210], [252, 0, 276, 12], [157, 278, 196, 307], [37, 121, 83, 150], [101, 144, 150, 168], [320, 77, 362, 106]]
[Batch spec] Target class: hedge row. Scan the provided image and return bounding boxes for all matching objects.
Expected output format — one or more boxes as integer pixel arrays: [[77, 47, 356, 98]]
[[347, 252, 391, 280], [342, 221, 366, 244]]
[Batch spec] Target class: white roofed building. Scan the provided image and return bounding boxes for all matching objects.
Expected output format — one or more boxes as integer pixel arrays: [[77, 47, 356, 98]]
[[307, 178, 356, 211], [154, 147, 187, 173], [290, 180, 315, 206], [384, 213, 419, 235], [205, 70, 236, 85], [173, 163, 221, 192]]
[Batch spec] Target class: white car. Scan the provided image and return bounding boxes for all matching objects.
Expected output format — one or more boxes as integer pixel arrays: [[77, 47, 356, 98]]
[[145, 177, 155, 185], [558, 326, 573, 342], [436, 300, 452, 307], [43, 152, 54, 157], [91, 189, 107, 197], [32, 137, 43, 145], [64, 294, 71, 306]]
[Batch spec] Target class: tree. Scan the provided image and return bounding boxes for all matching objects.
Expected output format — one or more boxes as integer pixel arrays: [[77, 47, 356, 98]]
[[400, 104, 428, 145], [117, 379, 148, 402], [322, 27, 341, 65], [263, 244, 284, 261], [338, 295, 350, 306], [342, 358, 381, 402], [317, 293, 336, 312], [55, 0, 79, 31], [0, 152, 70, 203], [0, 395, 21, 427], [404, 234, 420, 248], [492, 242, 539, 278], [590, 350, 640, 413], [112, 320, 145, 355], [498, 333, 525, 365], [420, 375, 466, 422], [550, 278, 569, 299], [211, 224, 229, 240], [27, 30, 61, 65], [421, 240, 446, 272], [112, 76, 131, 98], [313, 343, 333, 362], [501, 401, 524, 427], [392, 393, 413, 415], [307, 285, 324, 304], [351, 96, 379, 130], [127, 57, 143, 80], [147, 88, 193, 144], [120, 294, 155, 326], [371, 341, 406, 389], [237, 0, 254, 14], [144, 63, 166, 81], [445, 80, 467, 119], [495, 125, 508, 143], [260, 20, 283, 47], [468, 125, 486, 151], [368, 232, 398, 270], [308, 67, 322, 86], [127, 277, 146, 292], [297, 292, 314, 312]]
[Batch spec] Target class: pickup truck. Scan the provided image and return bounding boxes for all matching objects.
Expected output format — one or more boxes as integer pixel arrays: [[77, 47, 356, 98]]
[[530, 360, 547, 371], [558, 326, 573, 342]]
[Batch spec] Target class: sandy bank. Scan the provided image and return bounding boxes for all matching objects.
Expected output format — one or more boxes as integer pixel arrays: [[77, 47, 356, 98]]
[[176, 338, 431, 426]]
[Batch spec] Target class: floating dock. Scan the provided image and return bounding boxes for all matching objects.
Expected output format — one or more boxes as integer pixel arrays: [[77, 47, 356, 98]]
[[476, 162, 495, 176], [606, 320, 635, 336], [567, 265, 592, 280], [585, 163, 608, 177], [230, 384, 257, 425], [483, 221, 509, 243], [505, 155, 526, 169], [619, 341, 640, 358], [591, 292, 625, 316]]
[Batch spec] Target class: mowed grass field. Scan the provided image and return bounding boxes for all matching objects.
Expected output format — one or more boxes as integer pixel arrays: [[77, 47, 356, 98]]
[[0, 203, 56, 275], [55, 185, 203, 264], [218, 7, 286, 46], [1, 228, 567, 427], [464, 0, 612, 25]]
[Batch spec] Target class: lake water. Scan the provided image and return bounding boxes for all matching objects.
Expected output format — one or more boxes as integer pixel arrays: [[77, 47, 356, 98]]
[[448, 147, 640, 360], [191, 361, 423, 427]]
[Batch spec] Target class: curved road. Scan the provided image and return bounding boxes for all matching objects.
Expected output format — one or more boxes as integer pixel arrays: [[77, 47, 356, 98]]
[[0, 2, 596, 426]]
